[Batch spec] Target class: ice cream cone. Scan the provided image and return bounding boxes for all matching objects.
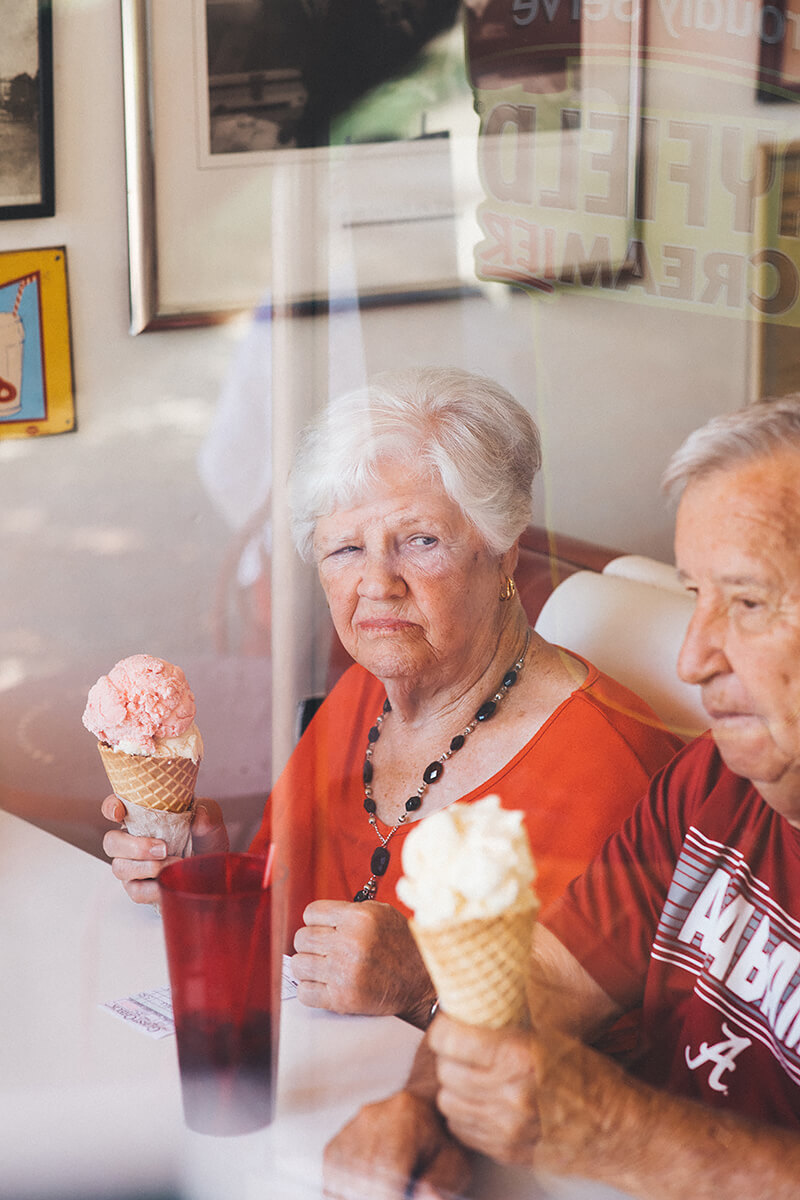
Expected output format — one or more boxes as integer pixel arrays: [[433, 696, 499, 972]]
[[410, 901, 536, 1030], [98, 742, 198, 812], [98, 742, 198, 858]]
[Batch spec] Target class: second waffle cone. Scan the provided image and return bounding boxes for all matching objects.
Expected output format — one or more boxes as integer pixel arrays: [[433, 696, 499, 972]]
[[411, 904, 535, 1030]]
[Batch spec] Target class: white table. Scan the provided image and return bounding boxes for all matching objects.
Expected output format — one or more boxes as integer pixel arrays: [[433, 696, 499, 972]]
[[0, 811, 631, 1200]]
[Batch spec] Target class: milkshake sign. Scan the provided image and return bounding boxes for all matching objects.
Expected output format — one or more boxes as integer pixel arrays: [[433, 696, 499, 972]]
[[0, 309, 25, 418], [0, 248, 75, 441], [0, 275, 43, 424]]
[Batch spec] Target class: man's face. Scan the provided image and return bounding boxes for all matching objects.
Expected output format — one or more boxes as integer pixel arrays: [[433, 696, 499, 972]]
[[675, 449, 800, 824]]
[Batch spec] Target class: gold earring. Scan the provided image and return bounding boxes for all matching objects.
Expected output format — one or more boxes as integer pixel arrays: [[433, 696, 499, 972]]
[[499, 575, 516, 601]]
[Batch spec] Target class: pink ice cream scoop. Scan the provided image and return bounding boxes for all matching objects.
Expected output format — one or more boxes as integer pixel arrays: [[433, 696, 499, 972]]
[[82, 654, 197, 756]]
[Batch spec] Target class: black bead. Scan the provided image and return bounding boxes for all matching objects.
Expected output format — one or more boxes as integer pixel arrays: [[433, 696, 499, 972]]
[[405, 795, 422, 812], [367, 725, 380, 743], [423, 760, 444, 785], [475, 699, 497, 722], [449, 733, 466, 753], [503, 669, 518, 688], [371, 846, 391, 876], [363, 758, 373, 785], [363, 796, 376, 814], [353, 889, 368, 902], [383, 697, 392, 713]]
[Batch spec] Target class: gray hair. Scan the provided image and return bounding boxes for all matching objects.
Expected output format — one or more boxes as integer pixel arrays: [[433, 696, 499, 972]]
[[290, 367, 542, 561], [662, 396, 800, 502]]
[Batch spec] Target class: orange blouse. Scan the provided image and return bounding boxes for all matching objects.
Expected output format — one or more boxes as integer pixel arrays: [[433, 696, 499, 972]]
[[250, 658, 683, 948]]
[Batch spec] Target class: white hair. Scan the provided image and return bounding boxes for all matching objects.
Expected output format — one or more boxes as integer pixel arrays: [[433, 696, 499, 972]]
[[290, 367, 542, 560], [662, 396, 800, 502]]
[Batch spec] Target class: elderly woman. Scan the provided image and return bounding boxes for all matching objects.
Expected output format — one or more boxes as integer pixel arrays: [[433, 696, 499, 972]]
[[102, 367, 680, 1028]]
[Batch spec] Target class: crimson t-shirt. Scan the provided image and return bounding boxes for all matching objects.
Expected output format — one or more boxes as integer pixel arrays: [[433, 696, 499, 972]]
[[543, 736, 800, 1129]]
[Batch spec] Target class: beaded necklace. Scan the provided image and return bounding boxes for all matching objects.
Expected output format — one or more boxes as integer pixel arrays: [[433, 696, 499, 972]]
[[353, 628, 531, 902]]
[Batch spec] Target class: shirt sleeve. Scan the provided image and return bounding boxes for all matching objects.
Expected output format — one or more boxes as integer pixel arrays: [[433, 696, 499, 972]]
[[541, 740, 701, 1009]]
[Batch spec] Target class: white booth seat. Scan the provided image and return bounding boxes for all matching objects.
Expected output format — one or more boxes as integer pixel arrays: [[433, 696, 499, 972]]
[[603, 554, 685, 593], [534, 565, 707, 742]]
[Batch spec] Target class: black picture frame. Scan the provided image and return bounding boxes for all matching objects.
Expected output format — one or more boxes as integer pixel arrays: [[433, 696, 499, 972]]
[[0, 0, 55, 220], [757, 0, 800, 102]]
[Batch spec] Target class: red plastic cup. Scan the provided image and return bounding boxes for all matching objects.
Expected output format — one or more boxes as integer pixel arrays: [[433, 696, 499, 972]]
[[158, 852, 278, 1136]]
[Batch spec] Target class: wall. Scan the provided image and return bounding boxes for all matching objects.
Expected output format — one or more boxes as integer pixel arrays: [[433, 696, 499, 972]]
[[1, 0, 266, 854], [2, 0, 796, 853]]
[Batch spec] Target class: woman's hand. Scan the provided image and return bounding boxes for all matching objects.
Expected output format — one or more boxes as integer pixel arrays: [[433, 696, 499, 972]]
[[101, 794, 229, 905], [292, 900, 437, 1026]]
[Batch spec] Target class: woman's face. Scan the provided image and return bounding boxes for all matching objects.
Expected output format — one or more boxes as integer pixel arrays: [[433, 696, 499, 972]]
[[312, 462, 512, 691]]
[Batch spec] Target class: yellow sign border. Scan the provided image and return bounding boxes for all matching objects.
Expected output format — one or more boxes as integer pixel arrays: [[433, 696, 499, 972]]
[[0, 246, 75, 441]]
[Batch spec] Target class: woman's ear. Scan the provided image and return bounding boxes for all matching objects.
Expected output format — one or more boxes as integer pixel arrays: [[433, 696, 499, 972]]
[[500, 539, 520, 580]]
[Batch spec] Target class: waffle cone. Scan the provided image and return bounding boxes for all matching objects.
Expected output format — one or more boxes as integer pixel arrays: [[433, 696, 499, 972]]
[[411, 903, 536, 1030], [98, 742, 199, 813]]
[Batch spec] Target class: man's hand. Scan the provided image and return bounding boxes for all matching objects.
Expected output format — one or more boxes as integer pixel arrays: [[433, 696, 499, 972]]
[[430, 1011, 634, 1175], [430, 1015, 544, 1167], [430, 1013, 800, 1198], [324, 1090, 471, 1200], [292, 900, 437, 1026], [101, 794, 228, 905]]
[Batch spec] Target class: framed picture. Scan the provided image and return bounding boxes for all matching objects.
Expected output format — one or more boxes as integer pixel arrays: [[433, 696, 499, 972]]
[[0, 246, 74, 439], [121, 0, 481, 332], [122, 0, 643, 330], [0, 0, 54, 220], [758, 0, 800, 100], [751, 140, 800, 399]]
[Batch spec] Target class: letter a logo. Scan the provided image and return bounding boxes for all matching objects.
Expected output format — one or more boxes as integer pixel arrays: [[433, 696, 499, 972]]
[[685, 1022, 752, 1095]]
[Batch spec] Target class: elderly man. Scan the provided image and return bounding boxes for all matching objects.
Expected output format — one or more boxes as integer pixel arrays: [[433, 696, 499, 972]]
[[324, 397, 800, 1199]]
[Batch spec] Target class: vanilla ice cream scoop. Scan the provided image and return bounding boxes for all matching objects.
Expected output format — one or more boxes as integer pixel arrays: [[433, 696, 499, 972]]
[[397, 794, 537, 928], [398, 795, 539, 1029]]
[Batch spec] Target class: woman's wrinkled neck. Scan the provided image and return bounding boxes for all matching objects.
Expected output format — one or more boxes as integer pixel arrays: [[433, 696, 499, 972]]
[[380, 601, 530, 729]]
